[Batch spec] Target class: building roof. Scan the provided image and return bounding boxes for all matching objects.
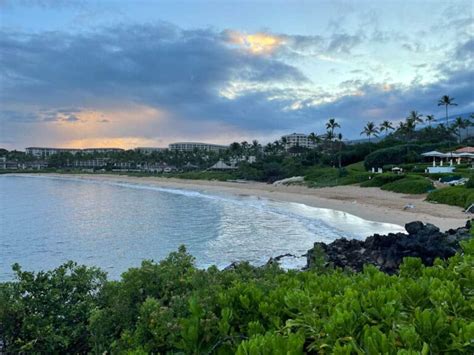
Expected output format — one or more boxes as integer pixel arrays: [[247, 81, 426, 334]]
[[421, 151, 447, 157], [208, 160, 236, 170], [455, 146, 474, 153]]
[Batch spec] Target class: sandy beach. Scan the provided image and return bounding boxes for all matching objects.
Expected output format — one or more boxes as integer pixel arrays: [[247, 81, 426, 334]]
[[26, 173, 469, 232]]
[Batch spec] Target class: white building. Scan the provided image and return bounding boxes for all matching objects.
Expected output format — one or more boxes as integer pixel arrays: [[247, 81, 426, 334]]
[[135, 147, 168, 154], [169, 142, 228, 152], [25, 147, 81, 158], [281, 133, 316, 150], [82, 148, 124, 154]]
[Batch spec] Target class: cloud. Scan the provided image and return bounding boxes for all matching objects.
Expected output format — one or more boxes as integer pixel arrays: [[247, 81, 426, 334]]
[[0, 20, 473, 149]]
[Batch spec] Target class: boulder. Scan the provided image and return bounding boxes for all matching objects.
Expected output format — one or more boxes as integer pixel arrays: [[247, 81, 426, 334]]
[[306, 220, 472, 274]]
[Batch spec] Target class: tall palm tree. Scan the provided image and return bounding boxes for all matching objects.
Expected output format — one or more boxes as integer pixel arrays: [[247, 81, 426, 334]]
[[325, 118, 340, 136], [336, 133, 343, 168], [425, 114, 436, 127], [407, 110, 424, 125], [360, 121, 379, 143], [453, 117, 467, 143], [379, 120, 394, 136], [467, 114, 474, 139], [438, 95, 457, 126]]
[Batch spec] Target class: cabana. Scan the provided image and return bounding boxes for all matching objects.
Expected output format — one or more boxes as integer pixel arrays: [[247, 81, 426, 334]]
[[207, 160, 237, 170], [421, 151, 449, 167], [421, 151, 456, 173]]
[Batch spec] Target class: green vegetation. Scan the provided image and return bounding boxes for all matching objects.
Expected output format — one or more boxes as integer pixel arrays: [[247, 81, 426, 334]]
[[304, 166, 370, 187], [1, 242, 473, 354], [381, 176, 434, 194], [427, 186, 474, 209], [167, 170, 236, 181], [360, 173, 405, 187]]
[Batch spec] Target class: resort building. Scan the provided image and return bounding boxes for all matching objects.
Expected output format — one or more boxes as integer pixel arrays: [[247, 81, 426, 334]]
[[134, 147, 168, 154], [25, 147, 81, 158], [281, 133, 316, 150], [25, 147, 124, 157], [168, 142, 228, 152], [421, 148, 474, 173], [73, 159, 109, 169], [82, 148, 124, 154]]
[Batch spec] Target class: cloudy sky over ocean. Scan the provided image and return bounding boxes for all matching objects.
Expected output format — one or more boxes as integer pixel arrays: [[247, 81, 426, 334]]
[[0, 0, 473, 149]]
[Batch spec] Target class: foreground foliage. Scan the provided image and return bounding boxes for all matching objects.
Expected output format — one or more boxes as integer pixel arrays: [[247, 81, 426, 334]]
[[1, 241, 473, 353]]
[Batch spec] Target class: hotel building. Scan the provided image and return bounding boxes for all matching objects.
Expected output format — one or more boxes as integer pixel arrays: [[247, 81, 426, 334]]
[[82, 148, 124, 154], [25, 147, 81, 158], [135, 147, 168, 154], [281, 133, 316, 150], [26, 147, 123, 157], [168, 142, 228, 152]]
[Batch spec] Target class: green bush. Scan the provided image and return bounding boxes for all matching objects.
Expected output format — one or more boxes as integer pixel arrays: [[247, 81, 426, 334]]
[[466, 178, 474, 189], [305, 167, 370, 187], [364, 145, 422, 170], [1, 242, 473, 354], [427, 186, 474, 209], [360, 173, 405, 187], [381, 177, 433, 194], [169, 171, 236, 181]]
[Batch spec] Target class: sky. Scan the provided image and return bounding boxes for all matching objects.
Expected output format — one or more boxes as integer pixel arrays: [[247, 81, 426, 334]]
[[0, 0, 473, 150]]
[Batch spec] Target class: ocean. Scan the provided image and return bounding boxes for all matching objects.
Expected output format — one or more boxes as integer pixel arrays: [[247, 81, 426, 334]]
[[0, 175, 405, 281]]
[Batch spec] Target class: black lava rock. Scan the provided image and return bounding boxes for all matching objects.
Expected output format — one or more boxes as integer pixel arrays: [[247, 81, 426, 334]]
[[306, 220, 472, 274]]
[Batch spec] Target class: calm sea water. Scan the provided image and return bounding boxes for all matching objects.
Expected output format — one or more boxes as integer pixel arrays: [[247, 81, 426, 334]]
[[0, 175, 405, 281]]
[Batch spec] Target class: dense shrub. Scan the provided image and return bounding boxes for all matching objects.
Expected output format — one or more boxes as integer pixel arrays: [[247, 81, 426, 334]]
[[304, 167, 370, 187], [1, 242, 473, 354], [381, 177, 434, 194], [364, 144, 423, 170], [170, 171, 236, 181], [427, 186, 474, 209], [360, 173, 405, 187], [466, 178, 474, 189]]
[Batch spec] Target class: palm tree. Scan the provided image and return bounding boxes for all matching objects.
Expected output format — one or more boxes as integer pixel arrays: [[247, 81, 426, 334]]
[[336, 133, 343, 168], [407, 110, 424, 126], [425, 114, 436, 127], [467, 114, 474, 139], [379, 120, 394, 136], [360, 121, 379, 143], [438, 95, 457, 126], [308, 132, 321, 146], [453, 117, 467, 143], [325, 118, 340, 136]]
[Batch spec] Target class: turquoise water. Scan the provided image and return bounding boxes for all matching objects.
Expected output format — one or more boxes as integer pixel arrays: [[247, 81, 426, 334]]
[[0, 175, 405, 281]]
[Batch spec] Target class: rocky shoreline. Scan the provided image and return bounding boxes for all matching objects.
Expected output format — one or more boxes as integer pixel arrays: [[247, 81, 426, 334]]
[[305, 220, 472, 273]]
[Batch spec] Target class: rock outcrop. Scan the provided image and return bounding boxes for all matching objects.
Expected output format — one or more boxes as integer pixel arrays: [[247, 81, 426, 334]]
[[306, 220, 472, 273]]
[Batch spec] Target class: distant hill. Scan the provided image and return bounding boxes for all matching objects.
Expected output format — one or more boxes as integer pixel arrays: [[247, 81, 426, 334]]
[[431, 112, 473, 126]]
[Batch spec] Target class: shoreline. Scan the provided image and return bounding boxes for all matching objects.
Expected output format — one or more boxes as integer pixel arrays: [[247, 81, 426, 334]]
[[7, 173, 470, 231]]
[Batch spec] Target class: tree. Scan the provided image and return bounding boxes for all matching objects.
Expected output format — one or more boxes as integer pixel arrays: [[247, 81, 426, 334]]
[[407, 110, 424, 126], [466, 114, 474, 139], [360, 121, 379, 143], [437, 95, 457, 126], [336, 133, 343, 168], [425, 114, 436, 127], [308, 132, 322, 146], [325, 118, 340, 136], [453, 117, 468, 143], [379, 120, 394, 136]]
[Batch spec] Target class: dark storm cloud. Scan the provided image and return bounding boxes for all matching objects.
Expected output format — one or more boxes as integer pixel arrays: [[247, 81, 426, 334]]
[[0, 22, 472, 141], [0, 23, 307, 125]]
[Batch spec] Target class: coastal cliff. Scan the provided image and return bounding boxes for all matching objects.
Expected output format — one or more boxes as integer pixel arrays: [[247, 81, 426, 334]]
[[306, 220, 472, 273]]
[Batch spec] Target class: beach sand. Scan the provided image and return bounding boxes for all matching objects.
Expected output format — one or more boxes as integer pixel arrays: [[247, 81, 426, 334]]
[[32, 173, 469, 231]]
